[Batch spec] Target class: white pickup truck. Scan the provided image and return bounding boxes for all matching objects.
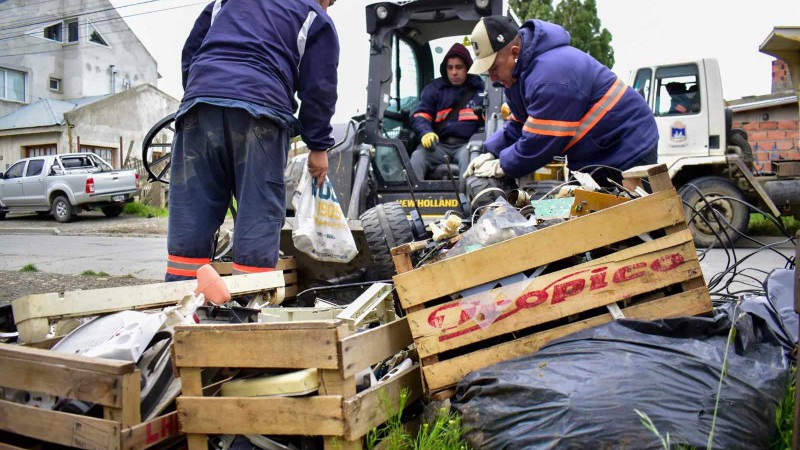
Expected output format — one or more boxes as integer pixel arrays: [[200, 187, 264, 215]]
[[0, 153, 139, 223]]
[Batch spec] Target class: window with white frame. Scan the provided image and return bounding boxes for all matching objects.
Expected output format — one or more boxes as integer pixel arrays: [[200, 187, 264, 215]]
[[31, 18, 79, 44], [0, 67, 26, 102], [49, 77, 61, 92], [87, 21, 109, 47], [65, 18, 79, 43], [43, 22, 63, 42]]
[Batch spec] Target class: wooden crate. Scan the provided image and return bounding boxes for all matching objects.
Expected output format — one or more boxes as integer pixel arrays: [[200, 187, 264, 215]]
[[391, 164, 712, 398], [0, 344, 180, 450], [173, 319, 421, 450]]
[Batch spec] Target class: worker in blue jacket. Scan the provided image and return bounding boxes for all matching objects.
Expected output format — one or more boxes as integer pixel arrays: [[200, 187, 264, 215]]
[[410, 43, 484, 190], [463, 16, 658, 185], [166, 0, 339, 281]]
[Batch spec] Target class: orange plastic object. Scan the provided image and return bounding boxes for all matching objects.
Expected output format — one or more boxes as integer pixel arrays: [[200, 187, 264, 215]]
[[194, 264, 232, 305]]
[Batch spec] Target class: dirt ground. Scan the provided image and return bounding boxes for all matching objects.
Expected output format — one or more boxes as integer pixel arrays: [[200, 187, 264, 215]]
[[0, 270, 160, 306]]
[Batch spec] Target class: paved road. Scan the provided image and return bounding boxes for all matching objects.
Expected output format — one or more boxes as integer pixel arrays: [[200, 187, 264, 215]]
[[0, 233, 793, 284], [0, 234, 167, 279]]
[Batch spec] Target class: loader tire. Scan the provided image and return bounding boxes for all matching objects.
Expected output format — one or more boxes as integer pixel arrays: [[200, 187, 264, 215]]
[[360, 202, 414, 281], [679, 176, 749, 248]]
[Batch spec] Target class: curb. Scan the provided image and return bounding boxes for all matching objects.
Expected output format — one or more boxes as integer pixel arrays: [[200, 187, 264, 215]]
[[0, 227, 60, 236]]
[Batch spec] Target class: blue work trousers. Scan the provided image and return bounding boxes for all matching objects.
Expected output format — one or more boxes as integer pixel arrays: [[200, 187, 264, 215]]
[[166, 104, 288, 281]]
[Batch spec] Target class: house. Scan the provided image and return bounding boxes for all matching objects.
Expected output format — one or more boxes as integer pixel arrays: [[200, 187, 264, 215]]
[[0, 83, 178, 169], [0, 0, 177, 169], [728, 60, 799, 172]]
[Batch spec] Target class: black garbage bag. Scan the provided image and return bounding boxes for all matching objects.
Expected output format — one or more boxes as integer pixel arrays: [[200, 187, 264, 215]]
[[452, 296, 790, 449]]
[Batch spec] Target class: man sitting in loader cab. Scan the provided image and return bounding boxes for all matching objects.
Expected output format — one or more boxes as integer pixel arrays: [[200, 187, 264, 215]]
[[410, 43, 484, 190]]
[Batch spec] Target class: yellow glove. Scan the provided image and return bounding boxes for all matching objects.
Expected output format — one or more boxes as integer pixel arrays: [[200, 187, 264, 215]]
[[421, 132, 439, 149], [500, 103, 511, 120]]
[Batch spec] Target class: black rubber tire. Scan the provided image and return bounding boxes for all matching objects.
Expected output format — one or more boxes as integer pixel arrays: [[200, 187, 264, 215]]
[[101, 204, 124, 217], [465, 176, 506, 211], [36, 211, 50, 216], [51, 195, 75, 223], [360, 202, 414, 281], [679, 176, 749, 248], [728, 129, 754, 168]]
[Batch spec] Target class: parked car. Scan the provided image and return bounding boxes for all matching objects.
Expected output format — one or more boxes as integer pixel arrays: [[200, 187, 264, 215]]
[[0, 153, 139, 223]]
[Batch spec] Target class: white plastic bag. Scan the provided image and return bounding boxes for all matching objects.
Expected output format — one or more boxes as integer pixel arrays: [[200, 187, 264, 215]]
[[291, 169, 358, 263]]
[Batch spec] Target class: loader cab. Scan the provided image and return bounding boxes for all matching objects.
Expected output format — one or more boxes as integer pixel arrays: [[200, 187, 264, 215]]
[[363, 0, 506, 216], [631, 59, 728, 170]]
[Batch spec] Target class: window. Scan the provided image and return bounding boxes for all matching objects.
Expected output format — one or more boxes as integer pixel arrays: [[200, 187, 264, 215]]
[[87, 21, 109, 47], [24, 144, 56, 158], [49, 77, 61, 92], [81, 145, 115, 167], [0, 67, 25, 102], [655, 64, 701, 117], [25, 159, 45, 177], [65, 18, 79, 43], [43, 22, 63, 42], [60, 155, 95, 169], [4, 161, 25, 179], [633, 68, 652, 103]]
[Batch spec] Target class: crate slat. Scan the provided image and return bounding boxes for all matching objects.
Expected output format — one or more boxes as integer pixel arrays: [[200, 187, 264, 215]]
[[176, 396, 345, 435], [421, 287, 711, 390], [0, 343, 133, 375], [394, 189, 685, 308], [340, 318, 413, 378]]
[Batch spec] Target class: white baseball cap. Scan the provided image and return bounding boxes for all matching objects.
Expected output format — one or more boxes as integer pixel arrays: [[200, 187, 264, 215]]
[[468, 16, 520, 75]]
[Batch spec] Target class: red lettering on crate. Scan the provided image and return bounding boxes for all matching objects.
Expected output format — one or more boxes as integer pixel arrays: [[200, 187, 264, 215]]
[[146, 414, 179, 444], [426, 252, 686, 342]]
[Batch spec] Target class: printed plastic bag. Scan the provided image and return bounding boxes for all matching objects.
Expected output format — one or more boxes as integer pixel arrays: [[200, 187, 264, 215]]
[[291, 169, 358, 263]]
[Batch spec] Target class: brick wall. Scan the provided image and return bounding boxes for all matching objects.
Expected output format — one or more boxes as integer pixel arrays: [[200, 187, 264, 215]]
[[733, 119, 799, 172], [772, 60, 793, 93]]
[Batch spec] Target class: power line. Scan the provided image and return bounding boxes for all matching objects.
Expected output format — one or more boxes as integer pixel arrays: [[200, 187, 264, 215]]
[[0, 0, 206, 44], [0, 0, 178, 39]]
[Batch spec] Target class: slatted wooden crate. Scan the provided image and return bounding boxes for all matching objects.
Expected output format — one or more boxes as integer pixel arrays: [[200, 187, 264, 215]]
[[0, 344, 180, 450], [391, 164, 712, 398], [173, 318, 421, 450]]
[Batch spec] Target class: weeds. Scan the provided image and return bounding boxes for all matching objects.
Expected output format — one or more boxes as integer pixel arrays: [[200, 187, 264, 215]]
[[366, 388, 469, 450], [19, 264, 38, 272], [81, 270, 110, 277], [123, 202, 168, 218], [769, 366, 796, 450], [748, 213, 800, 236]]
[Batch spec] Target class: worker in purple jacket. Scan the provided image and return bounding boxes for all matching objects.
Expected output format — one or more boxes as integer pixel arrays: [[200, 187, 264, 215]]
[[410, 43, 484, 190], [464, 16, 658, 185], [166, 0, 339, 281]]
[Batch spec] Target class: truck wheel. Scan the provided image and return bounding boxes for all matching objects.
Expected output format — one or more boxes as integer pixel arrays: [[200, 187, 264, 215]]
[[679, 177, 749, 248], [51, 196, 75, 223], [360, 202, 414, 281], [101, 205, 124, 217]]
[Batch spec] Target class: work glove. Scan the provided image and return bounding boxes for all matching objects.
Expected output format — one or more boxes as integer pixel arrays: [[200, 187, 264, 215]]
[[474, 159, 505, 178], [421, 132, 439, 149], [463, 152, 496, 178]]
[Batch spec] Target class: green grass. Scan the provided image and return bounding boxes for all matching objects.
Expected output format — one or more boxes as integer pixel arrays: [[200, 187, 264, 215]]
[[123, 202, 168, 218], [770, 366, 796, 450], [748, 213, 800, 236], [19, 264, 38, 272], [366, 388, 469, 450], [81, 270, 110, 277]]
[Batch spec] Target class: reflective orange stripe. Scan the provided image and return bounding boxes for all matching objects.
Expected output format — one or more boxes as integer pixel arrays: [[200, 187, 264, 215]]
[[458, 109, 479, 121], [523, 116, 578, 137], [166, 266, 197, 277], [413, 112, 433, 121], [434, 108, 452, 122], [232, 263, 275, 274], [563, 78, 627, 152], [168, 255, 211, 264]]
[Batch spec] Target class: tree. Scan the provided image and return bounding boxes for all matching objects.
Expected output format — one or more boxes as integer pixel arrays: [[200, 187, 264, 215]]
[[510, 0, 615, 69]]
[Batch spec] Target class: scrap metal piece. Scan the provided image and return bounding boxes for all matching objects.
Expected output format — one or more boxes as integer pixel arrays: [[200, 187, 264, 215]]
[[337, 282, 395, 330]]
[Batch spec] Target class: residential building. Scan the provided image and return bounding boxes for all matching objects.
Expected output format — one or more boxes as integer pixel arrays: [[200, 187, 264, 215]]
[[0, 0, 159, 116]]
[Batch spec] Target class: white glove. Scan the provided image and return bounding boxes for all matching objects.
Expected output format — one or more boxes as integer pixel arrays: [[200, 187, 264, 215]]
[[474, 159, 505, 178], [463, 153, 496, 178]]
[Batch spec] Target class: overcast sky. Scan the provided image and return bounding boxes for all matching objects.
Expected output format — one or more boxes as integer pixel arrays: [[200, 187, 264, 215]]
[[111, 0, 800, 122]]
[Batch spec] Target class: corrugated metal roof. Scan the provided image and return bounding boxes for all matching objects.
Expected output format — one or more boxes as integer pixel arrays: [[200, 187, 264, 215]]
[[728, 94, 798, 112], [0, 95, 110, 131]]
